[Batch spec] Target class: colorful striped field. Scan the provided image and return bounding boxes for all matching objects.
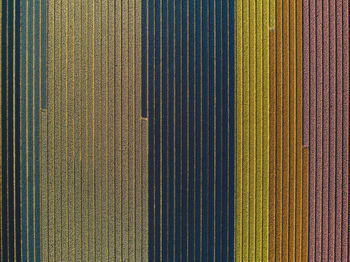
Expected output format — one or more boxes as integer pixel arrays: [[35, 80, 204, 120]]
[[0, 0, 349, 261]]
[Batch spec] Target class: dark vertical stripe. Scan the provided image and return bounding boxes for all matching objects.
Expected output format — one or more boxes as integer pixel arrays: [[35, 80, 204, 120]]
[[302, 0, 309, 147], [188, 0, 195, 261], [315, 1, 323, 259], [141, 0, 147, 117], [15, 0, 21, 259], [201, 0, 208, 259], [181, 0, 188, 259], [296, 0, 306, 260], [268, 29, 276, 262], [208, 0, 215, 259], [161, 0, 168, 260], [302, 147, 309, 261], [167, 0, 174, 259], [228, 0, 235, 259], [215, 0, 222, 259], [34, 0, 40, 259], [154, 0, 161, 259], [27, 1, 34, 260], [309, 5, 316, 227], [174, 0, 181, 259], [289, 0, 296, 259], [282, 0, 290, 259], [8, 0, 15, 259], [194, 1, 202, 260], [41, 0, 47, 109], [148, 0, 154, 260], [321, 0, 330, 260], [21, 0, 28, 260], [335, 3, 344, 257], [341, 2, 349, 260], [221, 1, 228, 260], [276, 0, 283, 259], [1, 0, 8, 261], [329, 2, 336, 259]]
